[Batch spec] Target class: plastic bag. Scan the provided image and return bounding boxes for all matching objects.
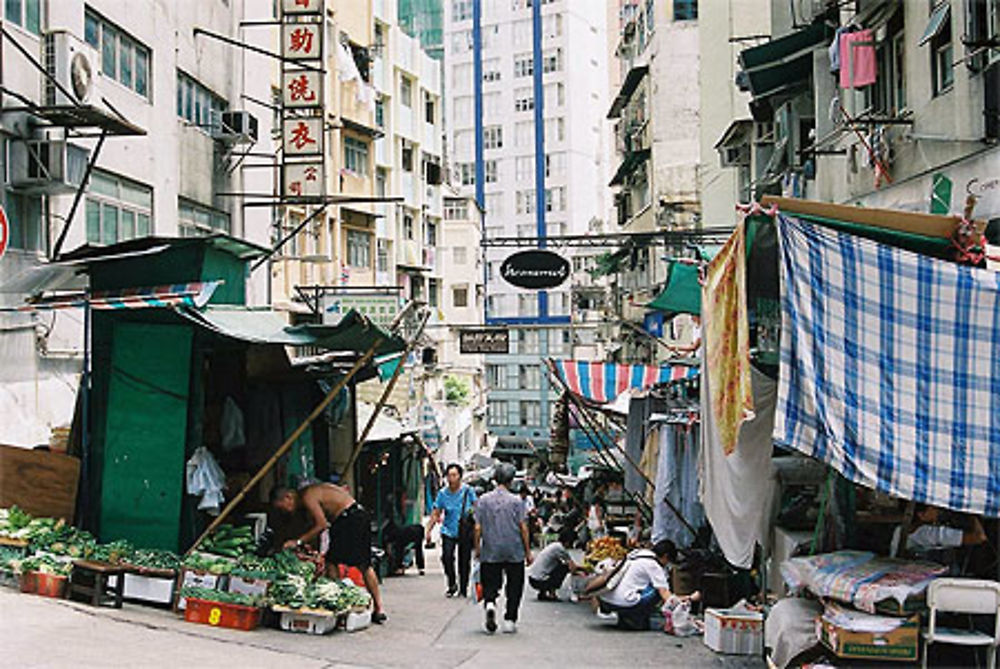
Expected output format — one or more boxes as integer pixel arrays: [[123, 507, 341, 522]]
[[470, 558, 483, 602], [185, 446, 226, 514], [670, 600, 698, 637]]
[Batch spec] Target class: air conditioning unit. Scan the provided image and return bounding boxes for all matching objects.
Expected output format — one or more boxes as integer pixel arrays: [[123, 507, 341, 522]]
[[211, 110, 258, 144], [44, 30, 99, 107], [9, 138, 90, 194]]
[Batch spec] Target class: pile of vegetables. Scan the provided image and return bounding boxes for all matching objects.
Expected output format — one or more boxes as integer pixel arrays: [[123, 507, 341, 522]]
[[0, 506, 33, 537], [199, 524, 254, 558], [269, 574, 371, 613], [18, 554, 73, 577], [127, 548, 182, 572], [182, 552, 234, 575], [584, 536, 627, 565], [180, 585, 264, 608]]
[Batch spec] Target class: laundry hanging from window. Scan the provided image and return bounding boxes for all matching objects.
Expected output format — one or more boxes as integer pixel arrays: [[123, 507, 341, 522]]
[[839, 29, 877, 88]]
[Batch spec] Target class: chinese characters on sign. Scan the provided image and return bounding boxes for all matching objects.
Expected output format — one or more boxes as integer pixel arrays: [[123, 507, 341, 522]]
[[280, 3, 324, 201]]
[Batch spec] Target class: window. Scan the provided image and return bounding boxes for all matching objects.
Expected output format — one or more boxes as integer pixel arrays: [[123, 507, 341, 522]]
[[925, 2, 953, 96], [484, 91, 503, 117], [177, 71, 227, 130], [486, 364, 504, 388], [452, 0, 473, 20], [865, 10, 906, 115], [515, 121, 533, 146], [518, 293, 538, 316], [545, 117, 566, 142], [483, 125, 503, 149], [545, 152, 567, 178], [453, 246, 468, 264], [542, 48, 562, 73], [516, 189, 536, 214], [347, 229, 371, 268], [483, 58, 501, 82], [485, 192, 504, 217], [488, 399, 508, 424], [375, 99, 385, 127], [85, 9, 150, 99], [519, 400, 541, 427], [343, 137, 370, 175], [178, 198, 229, 238], [453, 63, 473, 92], [514, 54, 533, 77], [428, 278, 440, 307], [400, 75, 412, 107], [457, 162, 476, 185], [403, 213, 414, 239], [514, 88, 534, 112], [674, 0, 698, 20], [542, 13, 562, 38], [6, 0, 40, 35], [425, 219, 438, 246], [2, 153, 43, 251], [451, 29, 472, 53], [454, 95, 473, 121], [376, 238, 390, 272], [519, 364, 540, 389], [86, 170, 153, 244], [545, 187, 566, 212], [453, 286, 469, 307], [376, 168, 387, 197], [485, 159, 498, 183], [424, 91, 435, 123], [402, 144, 414, 171], [519, 328, 540, 354], [445, 199, 469, 220], [515, 156, 533, 181]]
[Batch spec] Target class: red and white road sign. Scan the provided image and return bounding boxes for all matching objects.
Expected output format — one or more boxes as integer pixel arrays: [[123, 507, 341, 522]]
[[0, 205, 8, 260]]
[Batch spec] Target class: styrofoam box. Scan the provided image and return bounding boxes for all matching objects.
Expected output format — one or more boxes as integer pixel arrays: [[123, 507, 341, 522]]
[[123, 573, 175, 604], [227, 576, 270, 598], [277, 608, 339, 635], [176, 570, 225, 610], [343, 609, 371, 632], [703, 607, 763, 655]]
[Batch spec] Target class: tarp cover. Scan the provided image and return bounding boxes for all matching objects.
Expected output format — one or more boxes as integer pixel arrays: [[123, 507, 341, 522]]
[[647, 261, 703, 315], [774, 214, 1000, 517], [175, 306, 405, 356], [549, 359, 698, 404]]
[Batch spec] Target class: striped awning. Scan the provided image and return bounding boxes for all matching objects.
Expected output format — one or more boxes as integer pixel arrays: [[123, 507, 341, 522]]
[[0, 281, 221, 312], [548, 359, 698, 404]]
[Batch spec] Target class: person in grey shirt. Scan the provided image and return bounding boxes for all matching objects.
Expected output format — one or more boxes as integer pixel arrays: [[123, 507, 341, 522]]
[[474, 463, 533, 634], [528, 527, 587, 601]]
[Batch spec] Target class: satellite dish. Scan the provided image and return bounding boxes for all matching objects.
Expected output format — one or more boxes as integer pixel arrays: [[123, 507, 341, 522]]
[[70, 51, 93, 104]]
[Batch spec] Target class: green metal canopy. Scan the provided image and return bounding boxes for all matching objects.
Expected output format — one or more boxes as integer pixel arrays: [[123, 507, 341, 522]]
[[175, 305, 406, 356]]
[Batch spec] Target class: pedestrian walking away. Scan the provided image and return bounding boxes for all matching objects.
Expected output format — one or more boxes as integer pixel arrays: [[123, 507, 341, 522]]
[[426, 463, 477, 597], [528, 527, 587, 601], [474, 463, 533, 634], [270, 483, 387, 624]]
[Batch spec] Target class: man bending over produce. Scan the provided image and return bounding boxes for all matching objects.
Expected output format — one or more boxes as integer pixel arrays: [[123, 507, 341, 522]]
[[270, 483, 386, 624]]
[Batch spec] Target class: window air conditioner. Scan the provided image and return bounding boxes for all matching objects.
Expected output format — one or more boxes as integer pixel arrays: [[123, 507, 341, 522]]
[[44, 30, 99, 107], [9, 138, 90, 194], [212, 110, 259, 144]]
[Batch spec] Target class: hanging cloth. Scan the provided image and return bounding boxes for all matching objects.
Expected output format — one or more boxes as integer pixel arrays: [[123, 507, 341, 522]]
[[839, 30, 877, 88]]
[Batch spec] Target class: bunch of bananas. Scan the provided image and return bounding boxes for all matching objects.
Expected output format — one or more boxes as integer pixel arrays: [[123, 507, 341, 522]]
[[585, 536, 626, 563]]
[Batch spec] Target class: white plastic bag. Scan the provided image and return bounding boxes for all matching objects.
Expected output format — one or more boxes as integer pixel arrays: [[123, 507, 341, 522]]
[[185, 447, 226, 514], [670, 600, 698, 637], [470, 558, 482, 602]]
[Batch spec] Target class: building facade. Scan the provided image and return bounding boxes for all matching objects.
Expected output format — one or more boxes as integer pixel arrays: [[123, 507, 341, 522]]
[[0, 0, 277, 446], [443, 0, 609, 460]]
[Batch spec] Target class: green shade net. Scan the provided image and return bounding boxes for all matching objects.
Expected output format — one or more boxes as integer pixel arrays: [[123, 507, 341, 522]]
[[647, 261, 703, 315]]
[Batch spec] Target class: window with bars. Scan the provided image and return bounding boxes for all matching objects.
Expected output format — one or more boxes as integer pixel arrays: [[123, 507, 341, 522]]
[[85, 8, 150, 99], [86, 170, 153, 244]]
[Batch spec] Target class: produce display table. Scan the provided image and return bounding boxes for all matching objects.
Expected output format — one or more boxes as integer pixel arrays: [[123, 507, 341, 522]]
[[68, 560, 125, 608]]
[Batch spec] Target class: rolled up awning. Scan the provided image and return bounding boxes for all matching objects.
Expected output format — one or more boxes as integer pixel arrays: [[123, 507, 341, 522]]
[[548, 359, 698, 404]]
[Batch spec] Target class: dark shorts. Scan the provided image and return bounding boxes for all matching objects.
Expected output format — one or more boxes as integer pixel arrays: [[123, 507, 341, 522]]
[[327, 503, 371, 569]]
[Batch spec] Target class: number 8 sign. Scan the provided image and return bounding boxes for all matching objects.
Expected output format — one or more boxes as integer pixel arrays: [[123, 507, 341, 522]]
[[0, 205, 8, 261], [208, 607, 222, 626]]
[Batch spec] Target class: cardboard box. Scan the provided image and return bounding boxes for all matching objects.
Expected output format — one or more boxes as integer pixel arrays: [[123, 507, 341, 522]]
[[817, 611, 919, 662], [704, 607, 764, 655]]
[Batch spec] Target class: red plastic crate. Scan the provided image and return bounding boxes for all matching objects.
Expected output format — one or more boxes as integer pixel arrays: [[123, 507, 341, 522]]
[[183, 598, 262, 631], [21, 572, 68, 598]]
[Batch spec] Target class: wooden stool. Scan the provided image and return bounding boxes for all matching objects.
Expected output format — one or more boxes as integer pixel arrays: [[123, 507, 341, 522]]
[[68, 560, 125, 608]]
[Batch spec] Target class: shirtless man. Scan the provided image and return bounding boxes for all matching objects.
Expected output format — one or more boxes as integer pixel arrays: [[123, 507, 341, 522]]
[[270, 483, 386, 623]]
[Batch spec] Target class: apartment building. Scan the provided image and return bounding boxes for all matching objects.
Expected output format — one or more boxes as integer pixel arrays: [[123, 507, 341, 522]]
[[444, 0, 609, 460], [0, 0, 277, 446]]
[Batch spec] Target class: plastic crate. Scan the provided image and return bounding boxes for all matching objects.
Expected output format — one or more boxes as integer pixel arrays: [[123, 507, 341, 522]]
[[21, 571, 68, 598], [342, 608, 372, 632], [183, 598, 262, 631], [274, 605, 339, 635], [0, 568, 20, 589]]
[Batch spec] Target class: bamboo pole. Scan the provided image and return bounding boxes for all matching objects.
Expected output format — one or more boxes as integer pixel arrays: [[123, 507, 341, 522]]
[[185, 338, 381, 556], [340, 309, 431, 480]]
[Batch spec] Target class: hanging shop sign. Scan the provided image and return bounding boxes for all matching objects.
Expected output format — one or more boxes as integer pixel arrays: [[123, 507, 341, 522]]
[[322, 292, 400, 328], [280, 4, 324, 202], [459, 328, 510, 354], [500, 250, 570, 290]]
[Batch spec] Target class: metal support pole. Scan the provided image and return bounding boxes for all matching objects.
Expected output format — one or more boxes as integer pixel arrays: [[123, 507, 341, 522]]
[[52, 130, 107, 259], [186, 339, 381, 555], [250, 203, 329, 271], [193, 27, 323, 72], [341, 310, 432, 479]]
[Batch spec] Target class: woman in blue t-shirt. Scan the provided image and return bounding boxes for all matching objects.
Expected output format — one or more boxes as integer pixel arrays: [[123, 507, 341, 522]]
[[426, 463, 477, 597]]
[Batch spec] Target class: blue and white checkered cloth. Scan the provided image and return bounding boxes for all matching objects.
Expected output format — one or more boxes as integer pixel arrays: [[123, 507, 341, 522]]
[[774, 214, 1000, 517]]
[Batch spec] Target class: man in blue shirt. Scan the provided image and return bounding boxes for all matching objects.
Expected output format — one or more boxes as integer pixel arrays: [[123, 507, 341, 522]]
[[426, 463, 477, 597]]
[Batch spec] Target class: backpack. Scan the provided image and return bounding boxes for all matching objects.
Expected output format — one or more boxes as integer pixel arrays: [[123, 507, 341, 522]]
[[583, 549, 658, 597]]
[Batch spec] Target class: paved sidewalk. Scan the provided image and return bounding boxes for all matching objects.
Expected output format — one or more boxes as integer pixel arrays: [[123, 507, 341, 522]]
[[0, 546, 765, 668]]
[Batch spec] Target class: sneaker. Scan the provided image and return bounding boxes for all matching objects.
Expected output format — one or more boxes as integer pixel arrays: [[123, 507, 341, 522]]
[[502, 620, 517, 634], [446, 587, 457, 598], [484, 602, 497, 634], [419, 569, 425, 576]]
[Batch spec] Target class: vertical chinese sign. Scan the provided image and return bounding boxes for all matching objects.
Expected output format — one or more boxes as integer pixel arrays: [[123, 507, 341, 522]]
[[281, 0, 324, 201]]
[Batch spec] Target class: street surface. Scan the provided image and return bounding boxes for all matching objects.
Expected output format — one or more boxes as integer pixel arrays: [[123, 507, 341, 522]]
[[0, 545, 765, 668]]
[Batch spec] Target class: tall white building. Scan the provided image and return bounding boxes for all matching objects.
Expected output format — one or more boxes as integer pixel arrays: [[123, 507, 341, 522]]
[[444, 0, 609, 460]]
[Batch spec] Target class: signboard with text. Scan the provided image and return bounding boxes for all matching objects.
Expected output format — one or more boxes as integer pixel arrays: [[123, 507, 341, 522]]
[[280, 3, 324, 202], [322, 292, 401, 328], [459, 328, 510, 354]]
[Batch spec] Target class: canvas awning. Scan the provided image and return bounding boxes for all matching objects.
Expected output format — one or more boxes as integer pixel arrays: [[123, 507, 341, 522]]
[[919, 2, 950, 46], [548, 359, 698, 404], [0, 281, 221, 312], [607, 64, 649, 119], [175, 305, 405, 355], [609, 148, 651, 186], [738, 22, 831, 99], [647, 260, 704, 316], [356, 402, 413, 442]]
